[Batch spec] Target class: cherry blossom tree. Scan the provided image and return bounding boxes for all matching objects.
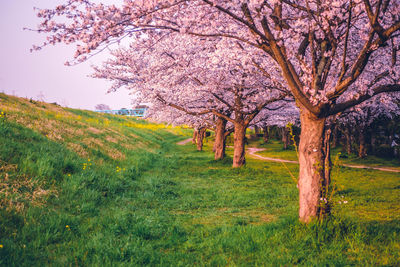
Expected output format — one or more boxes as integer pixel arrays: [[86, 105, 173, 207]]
[[337, 92, 400, 158], [92, 34, 289, 167], [32, 0, 400, 222]]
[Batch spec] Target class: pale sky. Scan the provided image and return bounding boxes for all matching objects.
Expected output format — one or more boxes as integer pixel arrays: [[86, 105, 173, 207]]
[[0, 1, 133, 110]]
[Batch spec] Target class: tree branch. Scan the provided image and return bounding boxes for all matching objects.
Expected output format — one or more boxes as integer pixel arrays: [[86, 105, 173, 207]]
[[363, 0, 385, 38], [211, 92, 233, 109], [245, 94, 289, 122], [328, 84, 400, 115], [338, 2, 353, 82], [201, 0, 270, 44], [156, 94, 212, 116], [330, 20, 400, 101], [210, 109, 235, 124], [260, 16, 319, 115]]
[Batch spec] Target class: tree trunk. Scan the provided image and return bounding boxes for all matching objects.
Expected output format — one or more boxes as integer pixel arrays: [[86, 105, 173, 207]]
[[344, 127, 353, 155], [214, 117, 227, 160], [321, 127, 332, 218], [298, 109, 327, 223], [196, 127, 206, 151], [192, 130, 198, 144], [263, 126, 269, 143], [233, 123, 247, 168], [370, 131, 376, 154], [358, 130, 367, 158], [332, 125, 339, 148], [252, 125, 260, 140], [282, 127, 290, 150]]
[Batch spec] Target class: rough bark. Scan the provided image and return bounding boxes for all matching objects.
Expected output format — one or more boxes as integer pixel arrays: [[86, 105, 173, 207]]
[[196, 127, 206, 151], [263, 126, 269, 143], [214, 117, 227, 160], [321, 127, 332, 218], [298, 108, 326, 223], [233, 123, 247, 168]]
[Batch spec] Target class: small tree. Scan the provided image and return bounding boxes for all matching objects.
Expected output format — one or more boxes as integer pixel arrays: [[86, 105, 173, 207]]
[[95, 104, 111, 111]]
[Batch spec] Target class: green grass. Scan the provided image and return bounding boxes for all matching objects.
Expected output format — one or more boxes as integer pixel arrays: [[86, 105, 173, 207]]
[[0, 93, 400, 266]]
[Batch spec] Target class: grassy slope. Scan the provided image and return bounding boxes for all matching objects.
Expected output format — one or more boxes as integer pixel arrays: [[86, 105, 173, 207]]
[[0, 93, 399, 266]]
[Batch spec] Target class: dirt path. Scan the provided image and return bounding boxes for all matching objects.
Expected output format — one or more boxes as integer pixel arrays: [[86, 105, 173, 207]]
[[247, 147, 298, 164], [176, 138, 193, 145], [247, 147, 400, 173]]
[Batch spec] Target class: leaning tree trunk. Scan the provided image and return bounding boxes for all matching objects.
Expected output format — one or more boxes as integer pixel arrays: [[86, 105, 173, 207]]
[[298, 109, 327, 223], [192, 130, 198, 144], [233, 123, 247, 168], [263, 126, 269, 143], [214, 117, 227, 160], [196, 128, 206, 151]]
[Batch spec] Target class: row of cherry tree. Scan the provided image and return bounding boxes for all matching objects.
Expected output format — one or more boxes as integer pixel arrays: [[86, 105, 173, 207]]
[[93, 34, 298, 164], [33, 0, 400, 223], [335, 94, 400, 158]]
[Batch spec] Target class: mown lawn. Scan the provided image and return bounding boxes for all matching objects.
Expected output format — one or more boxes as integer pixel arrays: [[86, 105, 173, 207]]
[[0, 94, 399, 266]]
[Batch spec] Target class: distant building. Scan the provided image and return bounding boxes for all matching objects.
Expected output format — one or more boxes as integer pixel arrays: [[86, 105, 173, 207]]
[[94, 105, 148, 117]]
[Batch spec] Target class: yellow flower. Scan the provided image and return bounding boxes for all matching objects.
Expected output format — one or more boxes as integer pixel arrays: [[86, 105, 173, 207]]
[[0, 244, 3, 248]]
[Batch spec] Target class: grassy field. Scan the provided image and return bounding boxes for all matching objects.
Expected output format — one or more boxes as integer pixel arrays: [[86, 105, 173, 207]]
[[0, 93, 399, 266]]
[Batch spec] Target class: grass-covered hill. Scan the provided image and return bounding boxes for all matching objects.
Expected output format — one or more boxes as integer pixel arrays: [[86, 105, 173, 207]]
[[0, 93, 399, 266]]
